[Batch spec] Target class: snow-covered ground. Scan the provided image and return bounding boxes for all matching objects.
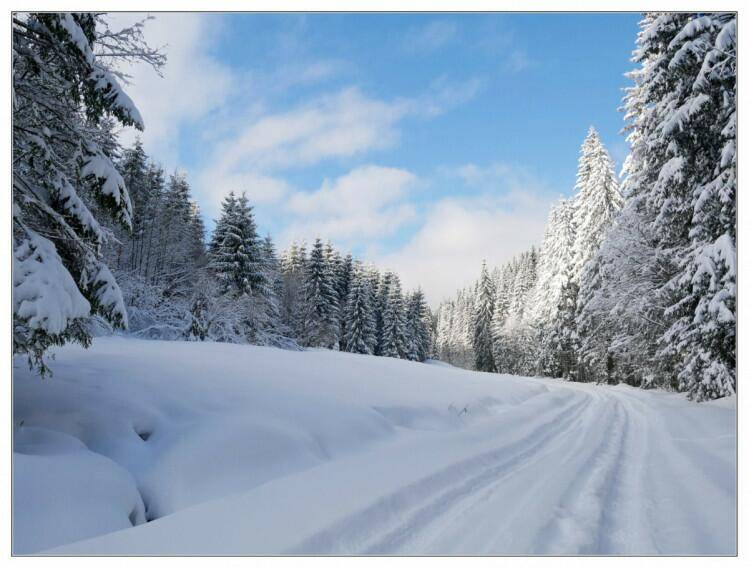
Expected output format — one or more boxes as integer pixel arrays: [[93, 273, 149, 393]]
[[13, 337, 736, 555]]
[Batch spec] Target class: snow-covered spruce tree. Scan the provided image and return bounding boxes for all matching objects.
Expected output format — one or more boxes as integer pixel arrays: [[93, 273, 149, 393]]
[[659, 14, 737, 400], [567, 128, 623, 380], [472, 261, 496, 372], [343, 263, 377, 354], [209, 192, 268, 297], [508, 250, 538, 374], [301, 238, 340, 349], [490, 261, 514, 374], [571, 127, 623, 284], [374, 271, 393, 355], [324, 241, 343, 335], [208, 192, 276, 344], [335, 253, 354, 343], [380, 275, 408, 359], [405, 288, 432, 362], [13, 13, 163, 372]]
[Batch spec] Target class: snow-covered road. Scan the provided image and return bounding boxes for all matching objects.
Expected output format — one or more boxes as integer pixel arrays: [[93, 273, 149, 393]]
[[286, 382, 735, 556], [13, 338, 735, 555]]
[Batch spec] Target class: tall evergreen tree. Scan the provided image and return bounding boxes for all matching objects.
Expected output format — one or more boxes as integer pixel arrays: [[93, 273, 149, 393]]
[[209, 192, 268, 297], [336, 253, 355, 342], [374, 271, 393, 355], [472, 261, 496, 372], [659, 14, 737, 400], [571, 127, 623, 285], [343, 264, 376, 354], [13, 13, 163, 371], [405, 288, 432, 362], [380, 275, 407, 359], [301, 238, 340, 348]]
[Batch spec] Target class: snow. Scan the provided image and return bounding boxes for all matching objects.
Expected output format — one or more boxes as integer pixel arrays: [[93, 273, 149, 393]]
[[13, 230, 91, 335], [13, 337, 736, 555], [715, 19, 736, 52], [14, 428, 145, 554], [54, 174, 105, 244], [58, 14, 95, 65], [80, 148, 134, 227], [662, 93, 711, 135], [89, 68, 145, 130]]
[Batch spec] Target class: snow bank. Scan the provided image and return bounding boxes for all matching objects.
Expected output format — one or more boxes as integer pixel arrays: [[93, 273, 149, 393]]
[[13, 427, 145, 554]]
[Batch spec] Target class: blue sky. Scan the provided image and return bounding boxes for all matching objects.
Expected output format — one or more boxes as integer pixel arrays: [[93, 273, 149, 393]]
[[116, 12, 641, 302]]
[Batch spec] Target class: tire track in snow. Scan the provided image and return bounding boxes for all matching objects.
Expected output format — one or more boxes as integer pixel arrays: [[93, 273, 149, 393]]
[[531, 395, 628, 554], [362, 388, 608, 555], [595, 393, 659, 554], [419, 386, 624, 555], [287, 391, 594, 554]]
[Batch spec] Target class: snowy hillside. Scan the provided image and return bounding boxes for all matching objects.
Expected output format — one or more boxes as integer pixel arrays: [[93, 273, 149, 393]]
[[13, 337, 736, 555]]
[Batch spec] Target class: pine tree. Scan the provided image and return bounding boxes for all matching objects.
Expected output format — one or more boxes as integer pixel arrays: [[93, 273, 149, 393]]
[[380, 275, 407, 359], [571, 128, 623, 284], [343, 264, 376, 354], [660, 14, 736, 400], [301, 238, 340, 348], [209, 193, 268, 298], [374, 272, 393, 355], [13, 13, 163, 372], [405, 288, 432, 362], [336, 253, 354, 342], [472, 261, 496, 372]]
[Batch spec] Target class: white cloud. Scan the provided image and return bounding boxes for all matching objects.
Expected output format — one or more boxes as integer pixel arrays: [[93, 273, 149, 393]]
[[212, 87, 410, 173], [280, 165, 419, 247], [375, 164, 557, 305], [106, 14, 234, 164]]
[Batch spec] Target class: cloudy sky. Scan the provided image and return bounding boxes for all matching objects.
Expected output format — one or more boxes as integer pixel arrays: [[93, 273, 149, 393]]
[[110, 12, 640, 304]]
